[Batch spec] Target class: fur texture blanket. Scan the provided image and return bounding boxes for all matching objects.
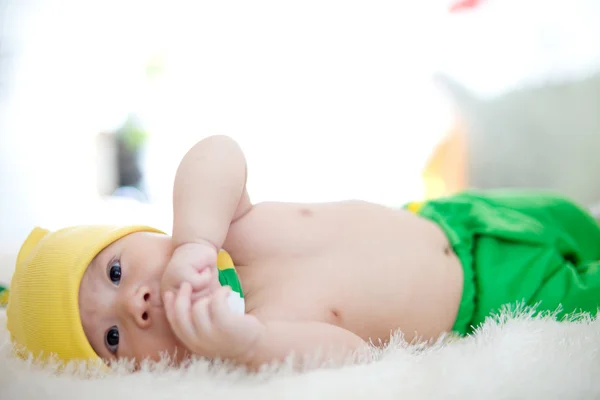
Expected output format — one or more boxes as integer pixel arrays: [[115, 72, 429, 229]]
[[1, 307, 600, 400]]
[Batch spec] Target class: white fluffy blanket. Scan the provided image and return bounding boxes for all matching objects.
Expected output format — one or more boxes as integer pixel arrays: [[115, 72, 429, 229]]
[[2, 308, 600, 400]]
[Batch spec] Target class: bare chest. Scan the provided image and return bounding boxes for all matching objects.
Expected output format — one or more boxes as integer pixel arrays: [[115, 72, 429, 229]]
[[224, 201, 462, 342]]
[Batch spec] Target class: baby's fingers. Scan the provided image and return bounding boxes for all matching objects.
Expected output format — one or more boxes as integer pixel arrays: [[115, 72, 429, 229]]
[[188, 268, 213, 294], [209, 286, 236, 328], [164, 283, 198, 349], [191, 296, 212, 335]]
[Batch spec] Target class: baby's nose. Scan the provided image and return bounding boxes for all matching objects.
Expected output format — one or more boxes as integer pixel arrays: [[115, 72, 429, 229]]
[[126, 286, 152, 329]]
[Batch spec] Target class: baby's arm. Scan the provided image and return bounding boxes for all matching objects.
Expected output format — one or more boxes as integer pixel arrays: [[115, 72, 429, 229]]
[[243, 320, 367, 370], [172, 135, 252, 250], [162, 135, 252, 298], [164, 284, 367, 370]]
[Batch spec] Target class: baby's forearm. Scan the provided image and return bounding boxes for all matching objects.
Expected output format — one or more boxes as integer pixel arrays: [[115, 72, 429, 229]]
[[240, 320, 367, 370], [172, 135, 247, 250]]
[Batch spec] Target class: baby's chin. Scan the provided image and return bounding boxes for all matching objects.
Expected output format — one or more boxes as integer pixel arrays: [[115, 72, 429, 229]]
[[122, 340, 189, 367], [144, 315, 191, 364]]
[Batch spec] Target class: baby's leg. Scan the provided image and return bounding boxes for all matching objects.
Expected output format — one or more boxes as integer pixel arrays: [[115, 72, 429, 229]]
[[529, 255, 600, 321], [451, 190, 600, 327], [456, 189, 600, 263]]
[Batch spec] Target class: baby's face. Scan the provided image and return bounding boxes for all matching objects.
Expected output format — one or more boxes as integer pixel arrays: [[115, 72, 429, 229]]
[[78, 232, 188, 365]]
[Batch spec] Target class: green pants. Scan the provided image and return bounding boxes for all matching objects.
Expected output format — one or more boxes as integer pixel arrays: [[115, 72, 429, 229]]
[[409, 190, 600, 335]]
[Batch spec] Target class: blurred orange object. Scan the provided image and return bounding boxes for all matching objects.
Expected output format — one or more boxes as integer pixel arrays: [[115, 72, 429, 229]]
[[421, 119, 468, 200]]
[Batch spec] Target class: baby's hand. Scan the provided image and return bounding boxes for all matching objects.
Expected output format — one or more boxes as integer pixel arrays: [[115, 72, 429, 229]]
[[161, 241, 221, 302], [164, 283, 265, 361]]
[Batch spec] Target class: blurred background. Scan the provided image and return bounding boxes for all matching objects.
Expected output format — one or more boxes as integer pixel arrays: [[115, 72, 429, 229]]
[[1, 0, 600, 282]]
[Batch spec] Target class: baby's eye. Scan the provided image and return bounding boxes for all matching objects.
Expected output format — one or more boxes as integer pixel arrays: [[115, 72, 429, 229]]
[[107, 259, 121, 285], [105, 326, 119, 354]]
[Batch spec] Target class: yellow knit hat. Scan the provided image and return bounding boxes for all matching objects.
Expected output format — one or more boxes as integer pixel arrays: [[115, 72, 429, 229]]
[[6, 225, 164, 364]]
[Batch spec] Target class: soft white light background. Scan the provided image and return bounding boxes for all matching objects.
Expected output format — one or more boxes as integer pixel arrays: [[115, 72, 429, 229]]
[[0, 0, 451, 260], [2, 0, 600, 272]]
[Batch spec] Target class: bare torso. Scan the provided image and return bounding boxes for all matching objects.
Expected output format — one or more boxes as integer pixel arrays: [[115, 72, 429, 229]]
[[223, 201, 463, 344]]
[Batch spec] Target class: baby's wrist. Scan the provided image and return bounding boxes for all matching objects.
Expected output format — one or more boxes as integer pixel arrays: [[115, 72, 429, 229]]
[[175, 239, 218, 255]]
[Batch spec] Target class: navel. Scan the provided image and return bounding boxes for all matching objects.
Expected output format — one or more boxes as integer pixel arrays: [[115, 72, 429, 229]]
[[329, 308, 342, 323], [299, 208, 313, 217]]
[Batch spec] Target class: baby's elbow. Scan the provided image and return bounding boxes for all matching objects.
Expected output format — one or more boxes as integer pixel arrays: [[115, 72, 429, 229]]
[[179, 135, 246, 173], [197, 134, 239, 152], [198, 135, 246, 164]]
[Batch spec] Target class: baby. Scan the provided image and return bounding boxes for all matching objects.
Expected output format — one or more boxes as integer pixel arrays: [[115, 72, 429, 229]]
[[6, 135, 600, 370]]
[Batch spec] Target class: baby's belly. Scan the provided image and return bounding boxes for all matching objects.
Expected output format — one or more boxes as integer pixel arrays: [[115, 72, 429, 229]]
[[320, 213, 463, 343], [336, 255, 463, 343], [239, 204, 464, 344]]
